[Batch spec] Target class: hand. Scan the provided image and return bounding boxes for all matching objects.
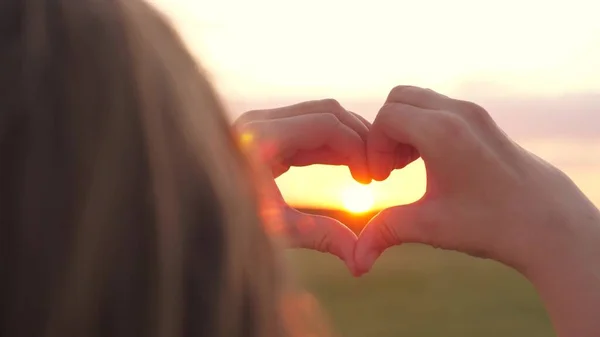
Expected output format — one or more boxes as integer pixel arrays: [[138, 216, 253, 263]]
[[355, 86, 600, 336], [234, 99, 371, 272], [234, 99, 372, 183], [355, 86, 600, 276]]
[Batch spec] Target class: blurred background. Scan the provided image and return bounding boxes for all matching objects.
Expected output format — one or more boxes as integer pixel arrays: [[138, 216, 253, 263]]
[[288, 209, 554, 337], [151, 0, 598, 335]]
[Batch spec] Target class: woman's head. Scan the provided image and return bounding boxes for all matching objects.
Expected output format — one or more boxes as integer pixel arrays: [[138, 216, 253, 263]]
[[0, 1, 303, 336]]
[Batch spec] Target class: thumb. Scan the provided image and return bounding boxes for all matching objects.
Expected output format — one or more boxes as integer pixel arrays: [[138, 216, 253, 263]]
[[355, 203, 433, 275], [283, 209, 358, 274]]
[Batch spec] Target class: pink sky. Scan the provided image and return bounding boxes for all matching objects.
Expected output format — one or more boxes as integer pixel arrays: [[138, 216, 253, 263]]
[[224, 92, 600, 209], [151, 0, 600, 210]]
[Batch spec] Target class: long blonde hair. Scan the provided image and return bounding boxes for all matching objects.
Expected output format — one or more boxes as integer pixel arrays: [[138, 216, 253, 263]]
[[0, 0, 324, 336]]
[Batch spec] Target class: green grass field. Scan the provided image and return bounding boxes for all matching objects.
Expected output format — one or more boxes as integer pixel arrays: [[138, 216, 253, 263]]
[[286, 209, 555, 337]]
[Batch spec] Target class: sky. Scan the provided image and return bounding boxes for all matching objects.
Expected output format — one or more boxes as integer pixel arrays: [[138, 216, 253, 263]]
[[151, 0, 600, 210]]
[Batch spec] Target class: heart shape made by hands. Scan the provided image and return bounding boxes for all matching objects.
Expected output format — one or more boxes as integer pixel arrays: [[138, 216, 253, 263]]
[[264, 163, 420, 276], [234, 99, 423, 276], [238, 85, 573, 281]]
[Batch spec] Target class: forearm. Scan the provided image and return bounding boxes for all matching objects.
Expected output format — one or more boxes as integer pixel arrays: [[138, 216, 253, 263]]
[[527, 203, 600, 337]]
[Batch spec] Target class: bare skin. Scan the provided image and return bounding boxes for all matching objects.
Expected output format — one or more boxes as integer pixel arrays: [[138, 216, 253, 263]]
[[233, 99, 371, 271], [235, 87, 600, 336], [355, 85, 600, 337]]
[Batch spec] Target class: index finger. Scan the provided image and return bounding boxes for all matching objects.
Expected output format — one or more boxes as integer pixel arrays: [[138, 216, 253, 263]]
[[386, 85, 451, 110], [283, 209, 359, 274], [242, 113, 370, 183], [368, 103, 440, 181], [236, 99, 370, 140]]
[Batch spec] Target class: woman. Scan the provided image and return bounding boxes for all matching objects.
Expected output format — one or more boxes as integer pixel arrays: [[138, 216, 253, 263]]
[[1, 1, 598, 337], [0, 1, 298, 336]]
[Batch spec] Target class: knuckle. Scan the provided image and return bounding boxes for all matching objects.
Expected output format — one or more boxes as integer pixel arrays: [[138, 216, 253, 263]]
[[431, 112, 470, 141], [388, 85, 415, 102], [376, 103, 393, 118], [318, 111, 342, 128], [388, 85, 432, 104], [319, 98, 344, 114], [454, 100, 491, 125], [375, 103, 400, 124]]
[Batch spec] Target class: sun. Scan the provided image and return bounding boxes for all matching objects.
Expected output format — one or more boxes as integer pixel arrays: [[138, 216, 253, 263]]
[[341, 184, 375, 214]]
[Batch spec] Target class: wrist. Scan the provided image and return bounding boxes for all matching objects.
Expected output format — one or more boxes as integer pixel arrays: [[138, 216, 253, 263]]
[[523, 202, 600, 281], [526, 208, 600, 337], [518, 203, 600, 336]]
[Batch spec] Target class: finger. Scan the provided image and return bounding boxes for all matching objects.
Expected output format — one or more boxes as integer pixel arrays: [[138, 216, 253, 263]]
[[394, 145, 421, 170], [386, 85, 451, 110], [271, 148, 351, 177], [286, 148, 353, 167], [257, 177, 359, 275], [243, 114, 370, 183], [354, 203, 432, 275], [386, 86, 494, 126], [349, 111, 372, 130], [284, 208, 359, 275], [367, 103, 440, 181], [237, 99, 370, 141]]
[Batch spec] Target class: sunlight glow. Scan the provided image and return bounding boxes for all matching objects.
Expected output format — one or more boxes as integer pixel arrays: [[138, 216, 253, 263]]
[[341, 184, 375, 214], [153, 0, 600, 210], [239, 131, 254, 147]]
